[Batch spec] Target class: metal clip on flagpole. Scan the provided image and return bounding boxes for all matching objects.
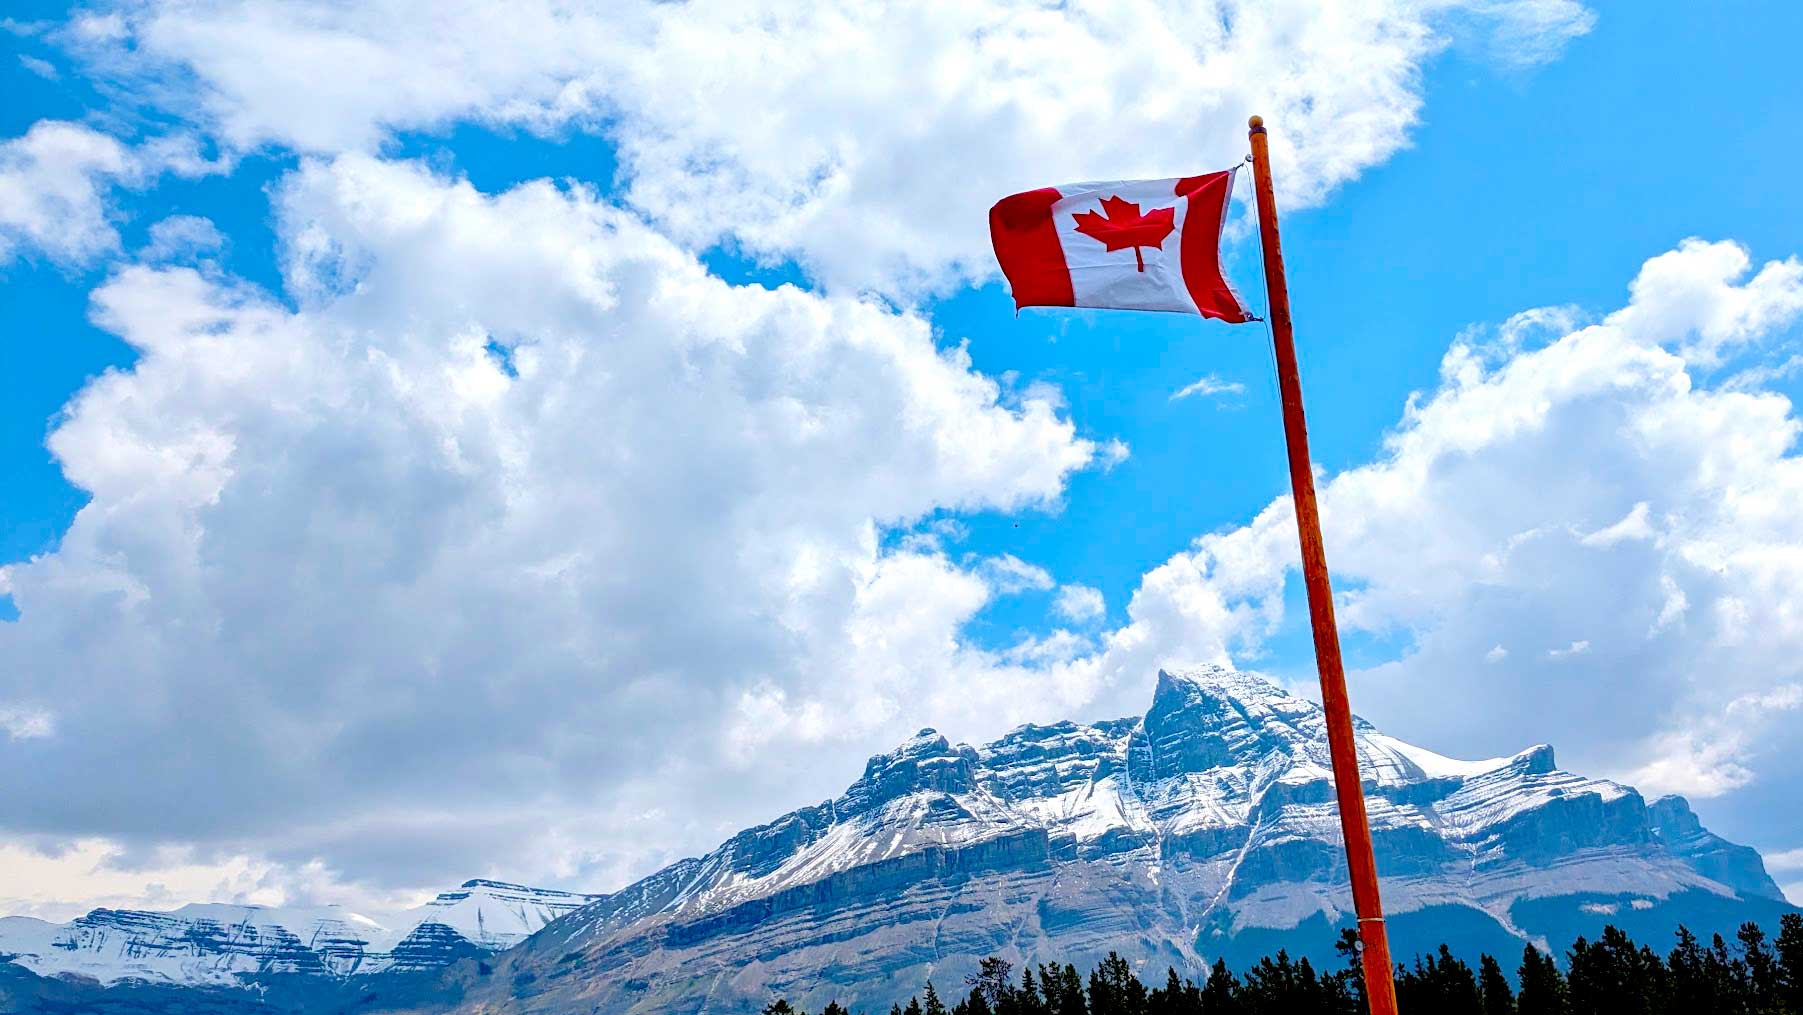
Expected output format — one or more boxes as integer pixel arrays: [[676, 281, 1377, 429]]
[[1245, 114, 1401, 1015]]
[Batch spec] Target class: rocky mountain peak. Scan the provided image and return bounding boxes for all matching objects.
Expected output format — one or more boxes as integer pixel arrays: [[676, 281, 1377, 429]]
[[1135, 666, 1321, 779], [839, 726, 980, 815]]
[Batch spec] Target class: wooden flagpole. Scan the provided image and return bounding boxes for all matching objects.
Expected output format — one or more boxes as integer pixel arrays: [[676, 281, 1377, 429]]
[[1246, 114, 1401, 1015]]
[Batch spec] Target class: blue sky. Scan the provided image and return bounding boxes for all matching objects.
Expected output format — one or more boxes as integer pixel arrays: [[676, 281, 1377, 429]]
[[4, 0, 1803, 914]]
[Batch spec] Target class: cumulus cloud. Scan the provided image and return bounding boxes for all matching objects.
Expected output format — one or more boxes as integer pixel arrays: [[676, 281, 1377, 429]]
[[66, 0, 1593, 293], [0, 120, 132, 266], [1054, 584, 1106, 623], [1077, 238, 1803, 804], [140, 214, 226, 263], [0, 120, 232, 268], [981, 554, 1056, 594], [0, 154, 1105, 894], [8, 151, 1803, 911]]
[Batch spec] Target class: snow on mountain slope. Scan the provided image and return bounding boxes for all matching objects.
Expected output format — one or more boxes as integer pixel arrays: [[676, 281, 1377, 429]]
[[483, 666, 1790, 1015], [0, 880, 598, 987], [409, 879, 598, 951], [5, 666, 1788, 1012]]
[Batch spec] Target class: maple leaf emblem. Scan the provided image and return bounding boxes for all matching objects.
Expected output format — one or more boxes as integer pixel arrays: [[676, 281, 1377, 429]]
[[1071, 196, 1175, 272]]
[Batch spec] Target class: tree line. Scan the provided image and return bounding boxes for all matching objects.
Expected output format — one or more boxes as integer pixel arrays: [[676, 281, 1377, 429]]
[[763, 911, 1803, 1015]]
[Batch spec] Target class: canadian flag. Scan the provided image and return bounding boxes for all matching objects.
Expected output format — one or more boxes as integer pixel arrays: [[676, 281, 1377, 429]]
[[988, 169, 1251, 322]]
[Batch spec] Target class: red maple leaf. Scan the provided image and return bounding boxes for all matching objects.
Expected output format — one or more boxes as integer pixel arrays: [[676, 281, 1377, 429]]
[[1071, 195, 1175, 272]]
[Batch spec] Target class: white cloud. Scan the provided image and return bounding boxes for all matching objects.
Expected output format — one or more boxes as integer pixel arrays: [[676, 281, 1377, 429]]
[[1170, 374, 1247, 402], [140, 214, 225, 263], [0, 706, 54, 741], [9, 165, 1803, 913], [1453, 0, 1596, 69], [1054, 584, 1106, 624], [1059, 237, 1803, 803], [67, 0, 1593, 293], [0, 120, 131, 266], [0, 154, 1105, 897], [0, 120, 234, 268], [981, 554, 1056, 594], [19, 54, 58, 79]]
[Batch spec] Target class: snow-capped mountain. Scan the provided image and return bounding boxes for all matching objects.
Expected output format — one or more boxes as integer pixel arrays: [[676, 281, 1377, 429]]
[[473, 666, 1791, 1014], [4, 667, 1791, 1015], [0, 879, 597, 987]]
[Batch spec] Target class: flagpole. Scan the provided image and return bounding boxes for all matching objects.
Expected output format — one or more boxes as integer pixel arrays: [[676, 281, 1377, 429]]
[[1245, 114, 1400, 1015]]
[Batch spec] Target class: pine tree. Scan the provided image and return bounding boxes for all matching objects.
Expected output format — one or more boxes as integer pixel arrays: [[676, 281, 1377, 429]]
[[1778, 913, 1803, 1013], [1241, 949, 1331, 1011], [1018, 967, 1045, 1015], [1333, 928, 1366, 1010], [1741, 921, 1781, 1013], [1146, 968, 1183, 1015], [969, 957, 1015, 1013], [1478, 953, 1514, 1015], [1709, 931, 1753, 1010], [925, 981, 949, 1015], [1517, 944, 1567, 1015], [1566, 927, 1664, 1015], [1667, 926, 1714, 1013], [907, 996, 925, 1015], [763, 1001, 797, 1015], [1201, 958, 1238, 1015], [822, 1003, 848, 1015], [1061, 965, 1089, 1015]]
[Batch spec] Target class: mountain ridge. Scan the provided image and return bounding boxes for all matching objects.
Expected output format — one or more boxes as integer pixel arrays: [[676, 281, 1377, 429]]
[[0, 878, 599, 987], [475, 665, 1788, 1013], [1, 666, 1791, 1014]]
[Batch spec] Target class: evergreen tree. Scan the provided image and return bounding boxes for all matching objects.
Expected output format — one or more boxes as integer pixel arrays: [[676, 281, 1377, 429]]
[[1778, 913, 1803, 1013], [968, 957, 1015, 1012], [1404, 944, 1481, 1013], [1241, 949, 1336, 1012], [891, 1004, 905, 1015], [1517, 944, 1567, 1015], [1710, 931, 1753, 1010], [925, 981, 949, 1015], [763, 1001, 797, 1015], [1741, 921, 1781, 1013], [1478, 953, 1515, 1015], [1667, 926, 1715, 1013], [1332, 928, 1368, 1012], [822, 1003, 848, 1015], [1147, 968, 1182, 1015], [1201, 958, 1239, 1015], [1566, 927, 1663, 1015], [1086, 952, 1146, 1015], [1018, 967, 1045, 1015], [906, 996, 925, 1015]]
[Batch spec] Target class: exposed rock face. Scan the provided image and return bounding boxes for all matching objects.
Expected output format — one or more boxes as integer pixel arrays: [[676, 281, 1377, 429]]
[[478, 667, 1792, 1015], [1648, 795, 1785, 901], [0, 880, 597, 987], [3, 668, 1790, 1015]]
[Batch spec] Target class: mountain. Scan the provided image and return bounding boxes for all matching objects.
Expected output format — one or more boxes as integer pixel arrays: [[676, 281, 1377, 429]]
[[3, 667, 1792, 1015], [0, 879, 597, 987], [469, 666, 1791, 1014]]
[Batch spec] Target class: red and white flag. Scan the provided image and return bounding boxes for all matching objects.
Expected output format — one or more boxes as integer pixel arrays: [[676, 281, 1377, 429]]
[[988, 169, 1251, 322]]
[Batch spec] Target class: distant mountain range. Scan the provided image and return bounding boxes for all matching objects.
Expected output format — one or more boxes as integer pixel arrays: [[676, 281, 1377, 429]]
[[0, 879, 594, 986], [2, 667, 1794, 1014]]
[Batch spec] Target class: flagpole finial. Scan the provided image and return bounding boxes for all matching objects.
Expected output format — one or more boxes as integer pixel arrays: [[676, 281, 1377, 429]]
[[1248, 114, 1265, 133]]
